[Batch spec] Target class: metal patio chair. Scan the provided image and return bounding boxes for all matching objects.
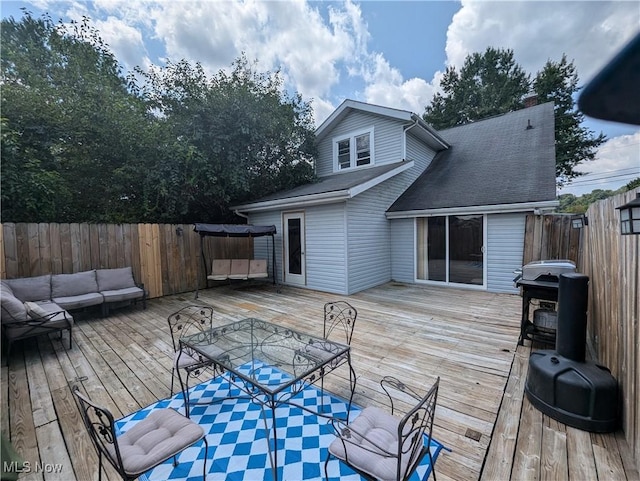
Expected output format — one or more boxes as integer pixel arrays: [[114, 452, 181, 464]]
[[325, 376, 440, 481], [304, 301, 358, 416], [73, 386, 208, 481], [168, 305, 217, 396]]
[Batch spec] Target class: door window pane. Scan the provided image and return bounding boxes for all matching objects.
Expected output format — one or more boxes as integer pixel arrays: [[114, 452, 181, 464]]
[[287, 218, 302, 275]]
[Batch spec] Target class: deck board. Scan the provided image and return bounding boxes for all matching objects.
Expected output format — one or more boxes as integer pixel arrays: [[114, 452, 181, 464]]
[[1, 282, 636, 480]]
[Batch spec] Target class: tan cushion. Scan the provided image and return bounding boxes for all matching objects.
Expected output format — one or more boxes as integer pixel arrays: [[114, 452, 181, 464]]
[[52, 270, 98, 298], [208, 260, 231, 281], [328, 406, 417, 480], [248, 259, 268, 279], [109, 409, 204, 476], [228, 259, 249, 280]]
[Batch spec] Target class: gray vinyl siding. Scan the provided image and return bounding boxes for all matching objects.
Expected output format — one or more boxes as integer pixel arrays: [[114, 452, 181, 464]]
[[390, 218, 415, 283], [346, 170, 414, 293], [247, 211, 283, 284], [304, 203, 348, 294], [316, 110, 405, 177], [486, 213, 526, 293]]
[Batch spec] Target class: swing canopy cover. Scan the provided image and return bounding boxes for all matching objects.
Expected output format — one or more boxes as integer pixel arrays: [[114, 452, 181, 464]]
[[193, 223, 276, 237]]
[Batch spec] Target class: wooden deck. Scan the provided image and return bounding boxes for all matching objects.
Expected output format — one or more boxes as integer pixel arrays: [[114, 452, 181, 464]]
[[2, 282, 637, 480]]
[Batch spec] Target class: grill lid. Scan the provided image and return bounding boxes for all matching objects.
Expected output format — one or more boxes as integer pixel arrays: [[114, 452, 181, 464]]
[[520, 259, 576, 282]]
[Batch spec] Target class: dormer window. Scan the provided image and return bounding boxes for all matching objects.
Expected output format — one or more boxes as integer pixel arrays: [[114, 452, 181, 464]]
[[333, 127, 374, 171]]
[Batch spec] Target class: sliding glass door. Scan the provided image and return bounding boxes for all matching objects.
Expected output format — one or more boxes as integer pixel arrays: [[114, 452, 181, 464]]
[[416, 215, 485, 286]]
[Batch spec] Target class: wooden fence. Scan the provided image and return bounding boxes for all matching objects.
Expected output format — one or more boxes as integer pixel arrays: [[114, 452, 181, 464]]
[[0, 223, 253, 299], [522, 213, 582, 265], [580, 188, 639, 464]]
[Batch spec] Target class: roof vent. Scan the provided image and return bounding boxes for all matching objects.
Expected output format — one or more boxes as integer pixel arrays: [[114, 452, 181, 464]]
[[526, 119, 534, 130]]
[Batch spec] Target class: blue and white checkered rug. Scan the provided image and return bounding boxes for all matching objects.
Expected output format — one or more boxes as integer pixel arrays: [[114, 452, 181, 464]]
[[116, 362, 447, 481]]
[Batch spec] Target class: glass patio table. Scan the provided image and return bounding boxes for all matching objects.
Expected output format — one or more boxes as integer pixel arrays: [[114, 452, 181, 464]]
[[177, 317, 356, 481]]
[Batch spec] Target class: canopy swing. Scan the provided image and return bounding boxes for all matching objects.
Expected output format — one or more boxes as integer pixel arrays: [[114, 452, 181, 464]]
[[193, 223, 277, 299]]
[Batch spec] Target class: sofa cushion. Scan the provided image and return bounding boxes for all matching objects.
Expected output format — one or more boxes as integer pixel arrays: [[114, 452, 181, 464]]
[[5, 275, 52, 302], [52, 270, 98, 298], [3, 301, 72, 340], [96, 267, 137, 291], [53, 293, 103, 311], [1, 283, 28, 322], [101, 287, 144, 304], [24, 301, 50, 319]]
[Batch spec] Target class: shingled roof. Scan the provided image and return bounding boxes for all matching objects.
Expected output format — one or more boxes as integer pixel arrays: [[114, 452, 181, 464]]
[[388, 102, 557, 213]]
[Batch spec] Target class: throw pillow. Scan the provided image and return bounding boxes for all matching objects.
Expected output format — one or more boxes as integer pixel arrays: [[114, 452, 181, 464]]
[[24, 301, 51, 320]]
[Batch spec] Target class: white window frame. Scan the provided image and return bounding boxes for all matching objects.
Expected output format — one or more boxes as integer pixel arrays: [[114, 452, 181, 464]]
[[332, 126, 375, 172]]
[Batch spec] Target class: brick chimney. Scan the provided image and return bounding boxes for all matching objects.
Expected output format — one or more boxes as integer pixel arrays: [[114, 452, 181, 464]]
[[523, 92, 538, 108]]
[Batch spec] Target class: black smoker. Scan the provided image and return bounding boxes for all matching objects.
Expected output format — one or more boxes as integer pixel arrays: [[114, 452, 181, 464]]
[[524, 273, 618, 432]]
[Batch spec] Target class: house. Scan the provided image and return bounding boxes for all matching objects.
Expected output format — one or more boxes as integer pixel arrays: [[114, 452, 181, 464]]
[[232, 100, 558, 295]]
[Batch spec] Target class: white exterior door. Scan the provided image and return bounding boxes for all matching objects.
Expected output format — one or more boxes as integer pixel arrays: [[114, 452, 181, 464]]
[[283, 212, 306, 286]]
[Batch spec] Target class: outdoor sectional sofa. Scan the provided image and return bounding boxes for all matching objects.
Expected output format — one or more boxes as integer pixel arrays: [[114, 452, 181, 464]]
[[1, 267, 145, 361]]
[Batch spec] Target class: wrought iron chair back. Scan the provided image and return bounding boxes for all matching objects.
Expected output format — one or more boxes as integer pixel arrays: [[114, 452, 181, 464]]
[[167, 305, 214, 395], [383, 376, 440, 481], [325, 376, 440, 481], [73, 387, 134, 481], [323, 301, 357, 345]]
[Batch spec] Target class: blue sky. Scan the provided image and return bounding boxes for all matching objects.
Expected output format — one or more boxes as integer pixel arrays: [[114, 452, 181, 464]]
[[2, 1, 638, 195]]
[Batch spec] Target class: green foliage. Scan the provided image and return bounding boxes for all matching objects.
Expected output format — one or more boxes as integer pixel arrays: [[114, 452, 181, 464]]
[[423, 48, 606, 186], [624, 177, 640, 190], [1, 12, 152, 222], [533, 55, 606, 186], [424, 48, 529, 129], [1, 12, 316, 224], [134, 55, 316, 222], [557, 184, 636, 214]]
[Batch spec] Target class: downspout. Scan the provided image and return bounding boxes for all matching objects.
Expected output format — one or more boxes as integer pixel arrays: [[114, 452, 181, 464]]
[[403, 118, 420, 159], [234, 209, 249, 219]]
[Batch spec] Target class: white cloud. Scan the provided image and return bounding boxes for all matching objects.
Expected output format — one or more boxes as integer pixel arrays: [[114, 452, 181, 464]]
[[445, 1, 640, 84], [561, 131, 640, 196]]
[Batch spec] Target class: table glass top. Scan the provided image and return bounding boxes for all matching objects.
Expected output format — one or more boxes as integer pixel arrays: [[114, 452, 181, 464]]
[[179, 318, 349, 394]]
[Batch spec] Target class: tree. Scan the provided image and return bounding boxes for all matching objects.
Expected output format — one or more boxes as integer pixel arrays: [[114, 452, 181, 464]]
[[424, 48, 529, 129], [2, 12, 316, 224], [135, 56, 316, 222], [533, 55, 606, 186], [1, 12, 155, 222], [624, 177, 640, 191], [423, 48, 606, 186]]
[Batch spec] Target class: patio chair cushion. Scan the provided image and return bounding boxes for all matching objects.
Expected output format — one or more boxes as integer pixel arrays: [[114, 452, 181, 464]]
[[96, 267, 137, 291], [248, 259, 268, 279], [228, 259, 249, 280], [100, 286, 144, 304], [328, 406, 415, 480], [1, 283, 28, 322], [52, 270, 98, 298], [208, 259, 231, 281], [53, 293, 104, 310], [108, 409, 205, 476], [5, 275, 51, 302]]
